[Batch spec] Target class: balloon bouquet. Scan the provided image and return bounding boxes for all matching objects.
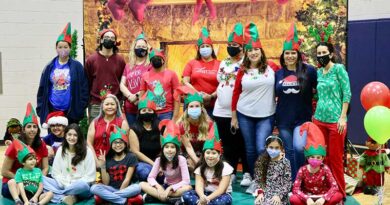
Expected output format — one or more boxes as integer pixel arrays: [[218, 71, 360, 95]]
[[359, 81, 390, 196]]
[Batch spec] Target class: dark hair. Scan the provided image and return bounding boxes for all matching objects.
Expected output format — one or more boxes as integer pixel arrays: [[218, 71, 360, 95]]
[[242, 48, 268, 73], [131, 112, 160, 141], [160, 143, 179, 171], [256, 136, 284, 185], [195, 47, 217, 60], [197, 150, 224, 183], [279, 50, 309, 93], [22, 153, 36, 163], [20, 124, 42, 149], [62, 123, 87, 166], [56, 41, 71, 47], [106, 139, 129, 160], [316, 42, 336, 62]]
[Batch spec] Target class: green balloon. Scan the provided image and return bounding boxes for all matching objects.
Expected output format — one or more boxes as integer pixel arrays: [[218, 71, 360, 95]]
[[364, 106, 390, 144]]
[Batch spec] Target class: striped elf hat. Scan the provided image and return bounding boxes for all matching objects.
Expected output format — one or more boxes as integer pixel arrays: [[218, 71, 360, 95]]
[[228, 22, 244, 45], [244, 22, 262, 50], [109, 125, 128, 145], [57, 22, 72, 44], [299, 122, 326, 157], [14, 139, 35, 163], [159, 119, 181, 147], [197, 27, 213, 46], [138, 90, 157, 111], [203, 122, 223, 153], [23, 103, 39, 127], [283, 23, 300, 50]]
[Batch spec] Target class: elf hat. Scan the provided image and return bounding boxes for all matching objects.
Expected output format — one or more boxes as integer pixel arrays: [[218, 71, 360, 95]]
[[299, 122, 326, 157], [149, 48, 166, 61], [174, 86, 203, 107], [14, 139, 35, 163], [203, 122, 223, 153], [23, 103, 39, 127], [228, 22, 244, 45], [7, 118, 22, 128], [99, 28, 121, 46], [159, 119, 181, 148], [57, 22, 72, 44], [283, 23, 300, 51], [197, 27, 213, 46], [109, 125, 128, 145], [138, 90, 157, 111], [42, 111, 68, 129], [136, 31, 147, 41], [244, 22, 262, 50]]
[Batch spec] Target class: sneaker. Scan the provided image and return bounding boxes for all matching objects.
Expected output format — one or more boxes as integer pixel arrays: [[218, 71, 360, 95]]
[[245, 181, 257, 194], [167, 196, 182, 205], [231, 174, 237, 184], [240, 172, 252, 186], [127, 194, 143, 205], [142, 193, 156, 203]]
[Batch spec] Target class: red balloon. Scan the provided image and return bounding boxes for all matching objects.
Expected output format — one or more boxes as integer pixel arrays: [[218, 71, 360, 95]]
[[386, 93, 390, 108], [360, 81, 390, 111]]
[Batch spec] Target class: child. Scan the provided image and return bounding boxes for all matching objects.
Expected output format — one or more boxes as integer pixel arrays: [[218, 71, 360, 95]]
[[140, 119, 192, 204], [3, 118, 22, 146], [91, 125, 143, 205], [253, 135, 291, 205], [8, 139, 53, 205], [182, 123, 233, 205], [290, 122, 343, 205]]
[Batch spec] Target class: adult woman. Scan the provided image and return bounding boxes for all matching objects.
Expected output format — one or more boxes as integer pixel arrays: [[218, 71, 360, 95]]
[[313, 41, 351, 197], [43, 123, 95, 204], [213, 22, 250, 185], [231, 22, 276, 193], [128, 91, 161, 181], [1, 103, 49, 199], [87, 94, 129, 163], [275, 23, 317, 180], [182, 27, 220, 118], [37, 22, 89, 125], [120, 32, 151, 125]]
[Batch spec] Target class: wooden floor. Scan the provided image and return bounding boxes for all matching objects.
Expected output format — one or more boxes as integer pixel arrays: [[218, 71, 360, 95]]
[[0, 145, 389, 204]]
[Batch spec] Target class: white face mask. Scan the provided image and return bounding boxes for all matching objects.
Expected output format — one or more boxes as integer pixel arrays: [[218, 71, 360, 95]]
[[199, 47, 212, 57]]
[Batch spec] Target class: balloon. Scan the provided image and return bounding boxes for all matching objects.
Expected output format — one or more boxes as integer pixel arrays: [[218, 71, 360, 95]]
[[386, 93, 390, 108], [364, 106, 390, 144], [360, 81, 390, 111]]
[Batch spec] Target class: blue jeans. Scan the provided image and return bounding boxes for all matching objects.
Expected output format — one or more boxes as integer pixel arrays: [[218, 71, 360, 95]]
[[182, 190, 232, 205], [90, 184, 141, 204], [42, 176, 92, 203], [158, 111, 173, 121], [125, 113, 137, 127], [136, 162, 152, 182], [237, 112, 274, 176]]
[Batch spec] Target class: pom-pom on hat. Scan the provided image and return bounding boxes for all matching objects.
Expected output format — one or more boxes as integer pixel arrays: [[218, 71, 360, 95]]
[[23, 103, 39, 127], [149, 48, 166, 61], [203, 122, 223, 153], [14, 139, 35, 163], [109, 125, 128, 145], [299, 122, 326, 157], [197, 27, 213, 46], [57, 22, 72, 44], [228, 23, 244, 45], [42, 111, 68, 129], [174, 86, 203, 108], [138, 90, 157, 111], [159, 119, 181, 148], [244, 22, 262, 50], [283, 23, 300, 51]]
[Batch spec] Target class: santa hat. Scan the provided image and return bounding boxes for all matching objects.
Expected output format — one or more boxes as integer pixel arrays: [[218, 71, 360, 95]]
[[283, 23, 300, 51], [159, 119, 181, 148], [57, 22, 72, 44], [149, 48, 166, 61], [197, 27, 213, 46], [14, 139, 35, 163], [109, 125, 128, 145], [244, 22, 262, 50], [299, 122, 326, 157], [23, 103, 39, 127], [174, 86, 203, 107], [99, 28, 121, 46], [228, 22, 244, 45], [203, 122, 223, 153], [138, 90, 157, 111], [42, 111, 68, 129]]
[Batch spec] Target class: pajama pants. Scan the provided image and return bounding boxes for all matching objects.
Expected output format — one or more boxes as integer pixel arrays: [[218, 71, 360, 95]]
[[182, 190, 232, 205], [290, 191, 343, 205], [90, 183, 141, 204], [42, 176, 92, 203]]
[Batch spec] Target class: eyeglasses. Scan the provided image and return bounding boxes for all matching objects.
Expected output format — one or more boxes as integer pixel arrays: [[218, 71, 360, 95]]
[[113, 141, 125, 145]]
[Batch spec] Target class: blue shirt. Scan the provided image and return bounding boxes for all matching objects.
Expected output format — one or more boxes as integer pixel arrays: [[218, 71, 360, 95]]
[[275, 64, 317, 128], [49, 59, 71, 111]]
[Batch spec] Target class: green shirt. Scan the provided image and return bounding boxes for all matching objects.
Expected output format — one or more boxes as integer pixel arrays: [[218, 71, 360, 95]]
[[314, 63, 351, 123], [14, 167, 42, 194]]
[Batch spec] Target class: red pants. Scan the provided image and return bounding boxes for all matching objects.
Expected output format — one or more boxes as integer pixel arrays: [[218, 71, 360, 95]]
[[313, 119, 346, 197], [290, 192, 344, 205], [365, 170, 385, 186]]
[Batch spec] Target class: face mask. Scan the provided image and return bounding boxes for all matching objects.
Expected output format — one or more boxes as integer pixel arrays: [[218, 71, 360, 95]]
[[227, 46, 241, 57], [134, 48, 148, 58], [187, 107, 202, 120], [266, 148, 281, 159], [57, 49, 70, 58], [138, 113, 155, 122], [308, 158, 322, 168], [317, 54, 331, 67], [206, 154, 220, 167], [151, 57, 163, 68], [164, 153, 175, 162], [102, 39, 115, 49], [199, 47, 212, 57]]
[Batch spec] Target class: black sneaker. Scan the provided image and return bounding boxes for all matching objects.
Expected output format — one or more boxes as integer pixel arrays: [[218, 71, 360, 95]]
[[142, 193, 157, 203], [167, 197, 182, 205]]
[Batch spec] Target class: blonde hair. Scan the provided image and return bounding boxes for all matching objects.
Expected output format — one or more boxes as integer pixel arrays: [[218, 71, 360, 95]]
[[178, 106, 210, 141], [128, 38, 151, 67]]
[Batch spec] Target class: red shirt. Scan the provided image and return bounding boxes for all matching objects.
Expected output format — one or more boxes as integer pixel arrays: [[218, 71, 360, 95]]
[[85, 52, 126, 104], [2, 140, 48, 183], [93, 116, 124, 156], [140, 68, 179, 114]]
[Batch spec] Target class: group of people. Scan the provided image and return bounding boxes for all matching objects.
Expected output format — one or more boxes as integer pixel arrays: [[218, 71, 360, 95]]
[[1, 20, 351, 205]]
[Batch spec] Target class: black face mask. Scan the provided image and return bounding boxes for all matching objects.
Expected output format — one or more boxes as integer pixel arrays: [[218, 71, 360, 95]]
[[139, 113, 155, 122], [317, 54, 331, 67], [151, 57, 163, 68], [227, 46, 241, 57], [134, 48, 148, 58], [102, 39, 115, 49]]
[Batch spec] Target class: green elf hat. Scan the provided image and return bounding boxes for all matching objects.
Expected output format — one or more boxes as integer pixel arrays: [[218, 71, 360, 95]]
[[173, 86, 203, 107], [197, 27, 213, 46], [203, 122, 223, 153], [283, 23, 300, 51], [244, 22, 262, 50], [57, 22, 72, 44], [299, 122, 326, 157], [228, 22, 244, 45], [136, 31, 146, 41], [159, 119, 181, 147], [23, 103, 39, 127], [14, 139, 35, 163], [149, 48, 166, 61], [138, 90, 157, 111], [109, 125, 128, 145]]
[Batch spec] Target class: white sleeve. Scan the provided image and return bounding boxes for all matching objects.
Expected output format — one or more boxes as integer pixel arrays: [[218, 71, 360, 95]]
[[81, 147, 97, 184], [51, 147, 69, 188]]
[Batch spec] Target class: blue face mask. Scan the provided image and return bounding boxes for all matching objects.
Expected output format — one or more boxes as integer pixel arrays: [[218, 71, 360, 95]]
[[266, 148, 281, 159], [199, 47, 212, 57], [187, 107, 202, 119]]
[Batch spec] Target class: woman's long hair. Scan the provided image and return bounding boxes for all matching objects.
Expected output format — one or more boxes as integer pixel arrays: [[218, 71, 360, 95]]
[[279, 50, 309, 93], [177, 106, 210, 141], [62, 123, 87, 166], [160, 144, 179, 171], [19, 124, 41, 149], [197, 150, 224, 183], [128, 38, 151, 67], [96, 94, 122, 120], [242, 48, 268, 73], [131, 111, 160, 141]]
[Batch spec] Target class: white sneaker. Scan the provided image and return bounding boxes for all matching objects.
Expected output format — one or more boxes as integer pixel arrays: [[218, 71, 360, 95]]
[[245, 181, 257, 194], [240, 172, 252, 186], [231, 174, 237, 183]]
